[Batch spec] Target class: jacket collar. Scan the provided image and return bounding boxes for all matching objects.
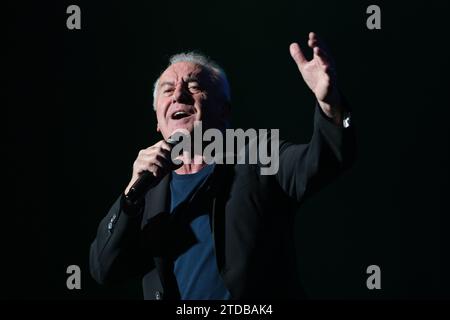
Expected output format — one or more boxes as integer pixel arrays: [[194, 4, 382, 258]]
[[142, 158, 236, 224]]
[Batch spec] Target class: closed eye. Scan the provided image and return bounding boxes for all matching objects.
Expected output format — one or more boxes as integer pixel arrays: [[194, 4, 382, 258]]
[[163, 88, 174, 95], [188, 84, 202, 93]]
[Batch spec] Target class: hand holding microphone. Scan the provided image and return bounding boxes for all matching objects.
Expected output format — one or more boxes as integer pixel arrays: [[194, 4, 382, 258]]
[[124, 136, 182, 203]]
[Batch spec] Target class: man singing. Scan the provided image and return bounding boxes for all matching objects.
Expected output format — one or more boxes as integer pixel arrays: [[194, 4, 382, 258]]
[[90, 32, 355, 300]]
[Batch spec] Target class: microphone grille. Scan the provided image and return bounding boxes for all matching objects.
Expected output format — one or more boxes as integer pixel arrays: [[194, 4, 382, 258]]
[[166, 135, 182, 146]]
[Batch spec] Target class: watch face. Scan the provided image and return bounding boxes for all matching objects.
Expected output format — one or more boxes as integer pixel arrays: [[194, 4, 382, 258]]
[[343, 114, 351, 128]]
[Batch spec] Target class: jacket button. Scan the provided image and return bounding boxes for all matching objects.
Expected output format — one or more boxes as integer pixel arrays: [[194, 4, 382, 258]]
[[107, 214, 117, 232], [155, 291, 162, 300]]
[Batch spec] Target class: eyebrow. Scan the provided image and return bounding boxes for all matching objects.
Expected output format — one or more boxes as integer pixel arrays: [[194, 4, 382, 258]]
[[159, 76, 201, 89], [184, 76, 200, 83], [159, 81, 174, 88]]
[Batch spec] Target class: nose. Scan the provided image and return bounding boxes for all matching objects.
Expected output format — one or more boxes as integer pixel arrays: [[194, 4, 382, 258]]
[[172, 83, 192, 104]]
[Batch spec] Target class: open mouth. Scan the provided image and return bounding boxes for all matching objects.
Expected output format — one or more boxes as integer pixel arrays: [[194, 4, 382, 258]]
[[171, 110, 193, 120]]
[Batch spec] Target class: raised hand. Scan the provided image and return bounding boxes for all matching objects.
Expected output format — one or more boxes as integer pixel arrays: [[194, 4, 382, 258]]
[[290, 32, 343, 124]]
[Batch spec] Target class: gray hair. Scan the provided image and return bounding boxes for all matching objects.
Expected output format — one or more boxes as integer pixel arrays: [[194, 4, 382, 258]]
[[152, 52, 231, 110]]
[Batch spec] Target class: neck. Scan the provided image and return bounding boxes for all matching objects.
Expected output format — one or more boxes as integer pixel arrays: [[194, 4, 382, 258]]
[[174, 153, 208, 174]]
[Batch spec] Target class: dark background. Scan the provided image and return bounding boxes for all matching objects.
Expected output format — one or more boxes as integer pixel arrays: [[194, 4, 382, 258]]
[[6, 0, 450, 299]]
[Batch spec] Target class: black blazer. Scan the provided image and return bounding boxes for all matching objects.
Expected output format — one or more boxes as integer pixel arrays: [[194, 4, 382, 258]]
[[89, 106, 356, 300]]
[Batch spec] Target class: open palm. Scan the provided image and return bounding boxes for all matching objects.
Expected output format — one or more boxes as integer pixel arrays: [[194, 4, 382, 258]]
[[290, 32, 341, 118]]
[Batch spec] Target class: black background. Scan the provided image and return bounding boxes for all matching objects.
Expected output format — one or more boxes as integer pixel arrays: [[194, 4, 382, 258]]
[[6, 0, 450, 299]]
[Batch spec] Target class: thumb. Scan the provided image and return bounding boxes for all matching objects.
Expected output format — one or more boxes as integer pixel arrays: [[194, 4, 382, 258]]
[[289, 42, 307, 67], [171, 155, 184, 169]]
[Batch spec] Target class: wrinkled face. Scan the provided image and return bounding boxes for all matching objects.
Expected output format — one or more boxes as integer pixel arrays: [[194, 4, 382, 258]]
[[155, 62, 228, 140]]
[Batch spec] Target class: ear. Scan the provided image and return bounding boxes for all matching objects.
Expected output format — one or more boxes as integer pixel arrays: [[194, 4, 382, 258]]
[[156, 122, 161, 132]]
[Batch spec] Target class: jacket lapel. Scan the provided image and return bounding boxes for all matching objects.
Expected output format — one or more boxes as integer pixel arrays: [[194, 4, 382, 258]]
[[140, 174, 180, 299], [141, 174, 171, 229], [209, 162, 235, 273]]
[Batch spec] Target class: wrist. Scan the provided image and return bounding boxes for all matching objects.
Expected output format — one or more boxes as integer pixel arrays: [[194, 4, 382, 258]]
[[318, 99, 343, 126]]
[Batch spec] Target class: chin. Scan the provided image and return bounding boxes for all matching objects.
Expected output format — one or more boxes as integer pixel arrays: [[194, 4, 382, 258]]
[[168, 123, 194, 136]]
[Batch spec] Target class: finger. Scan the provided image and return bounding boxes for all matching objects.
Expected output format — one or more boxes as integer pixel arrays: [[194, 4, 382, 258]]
[[154, 153, 173, 167], [289, 42, 307, 67], [147, 163, 164, 177], [146, 166, 157, 177], [147, 156, 165, 169], [146, 140, 171, 151], [147, 140, 164, 150], [313, 47, 330, 67], [149, 140, 170, 151], [309, 32, 326, 49], [310, 32, 332, 55], [310, 32, 335, 63], [308, 37, 319, 49], [139, 147, 158, 159], [141, 152, 171, 170], [150, 161, 177, 177], [159, 140, 174, 152], [148, 142, 173, 155], [134, 161, 156, 176], [157, 146, 172, 159], [141, 152, 178, 174], [172, 155, 184, 167]]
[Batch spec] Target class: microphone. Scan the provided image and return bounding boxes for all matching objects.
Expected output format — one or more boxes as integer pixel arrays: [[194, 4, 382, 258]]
[[125, 136, 182, 203]]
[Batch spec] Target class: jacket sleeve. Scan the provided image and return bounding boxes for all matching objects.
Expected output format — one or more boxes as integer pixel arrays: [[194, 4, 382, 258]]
[[275, 103, 356, 202], [89, 195, 153, 285]]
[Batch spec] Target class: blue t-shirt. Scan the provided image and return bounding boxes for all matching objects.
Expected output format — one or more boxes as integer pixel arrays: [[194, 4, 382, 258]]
[[170, 165, 231, 300]]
